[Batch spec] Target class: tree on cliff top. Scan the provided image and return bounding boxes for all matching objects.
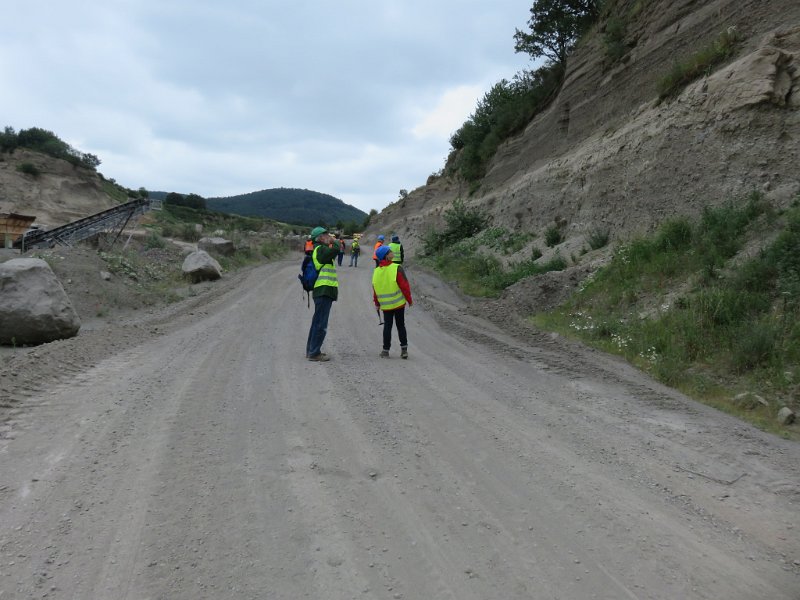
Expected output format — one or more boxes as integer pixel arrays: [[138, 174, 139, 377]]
[[513, 0, 599, 67]]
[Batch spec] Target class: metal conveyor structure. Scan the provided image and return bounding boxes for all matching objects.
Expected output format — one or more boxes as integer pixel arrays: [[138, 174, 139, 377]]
[[14, 197, 159, 251]]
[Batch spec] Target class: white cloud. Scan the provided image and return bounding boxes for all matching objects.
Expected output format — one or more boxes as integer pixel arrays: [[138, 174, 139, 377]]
[[1, 1, 535, 213], [411, 85, 485, 140]]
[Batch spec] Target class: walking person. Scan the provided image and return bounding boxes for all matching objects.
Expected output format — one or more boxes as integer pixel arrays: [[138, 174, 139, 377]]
[[349, 237, 360, 267], [388, 234, 404, 265], [372, 245, 413, 359], [303, 235, 314, 256], [305, 226, 339, 362], [336, 236, 346, 266], [373, 234, 385, 267]]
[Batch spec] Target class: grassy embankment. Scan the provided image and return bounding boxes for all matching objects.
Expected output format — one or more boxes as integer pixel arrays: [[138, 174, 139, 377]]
[[533, 193, 799, 438], [418, 194, 799, 437], [89, 203, 292, 309]]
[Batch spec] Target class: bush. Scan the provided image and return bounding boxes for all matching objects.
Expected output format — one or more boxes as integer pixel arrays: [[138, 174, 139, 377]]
[[179, 223, 201, 242], [544, 225, 562, 247], [731, 322, 779, 373], [17, 162, 40, 176], [655, 217, 693, 251], [144, 231, 166, 249], [587, 226, 610, 250], [604, 16, 627, 64], [421, 199, 491, 255]]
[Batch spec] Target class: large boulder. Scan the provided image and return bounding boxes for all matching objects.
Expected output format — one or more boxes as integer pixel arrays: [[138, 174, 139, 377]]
[[198, 236, 235, 256], [182, 250, 222, 283], [0, 258, 81, 345]]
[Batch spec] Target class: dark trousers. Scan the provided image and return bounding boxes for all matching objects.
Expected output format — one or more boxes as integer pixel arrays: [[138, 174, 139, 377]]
[[306, 296, 333, 357], [382, 307, 407, 351]]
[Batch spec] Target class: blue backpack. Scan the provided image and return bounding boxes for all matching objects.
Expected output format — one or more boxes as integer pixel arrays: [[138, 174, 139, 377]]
[[298, 253, 319, 306]]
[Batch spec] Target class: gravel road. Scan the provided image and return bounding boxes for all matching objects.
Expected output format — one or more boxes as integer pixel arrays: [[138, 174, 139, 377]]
[[1, 258, 798, 599]]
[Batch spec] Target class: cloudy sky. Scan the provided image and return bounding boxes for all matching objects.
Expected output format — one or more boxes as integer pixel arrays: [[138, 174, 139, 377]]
[[2, 1, 535, 214]]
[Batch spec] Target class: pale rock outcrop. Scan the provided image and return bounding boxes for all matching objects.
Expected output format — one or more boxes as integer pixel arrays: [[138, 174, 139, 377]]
[[198, 236, 235, 256], [182, 250, 222, 283], [0, 258, 81, 345]]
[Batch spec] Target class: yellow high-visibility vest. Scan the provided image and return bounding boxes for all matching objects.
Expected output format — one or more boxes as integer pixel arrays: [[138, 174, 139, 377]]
[[372, 263, 405, 310], [388, 242, 401, 263], [312, 246, 338, 289]]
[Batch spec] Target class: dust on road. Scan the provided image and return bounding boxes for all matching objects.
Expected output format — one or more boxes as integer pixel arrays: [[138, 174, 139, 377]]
[[1, 259, 798, 599]]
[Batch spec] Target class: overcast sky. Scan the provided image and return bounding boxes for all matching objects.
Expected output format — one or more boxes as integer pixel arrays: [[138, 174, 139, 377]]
[[2, 1, 535, 214]]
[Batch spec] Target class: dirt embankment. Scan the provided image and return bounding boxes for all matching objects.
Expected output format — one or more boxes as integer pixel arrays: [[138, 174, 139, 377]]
[[0, 149, 116, 229], [370, 2, 800, 263]]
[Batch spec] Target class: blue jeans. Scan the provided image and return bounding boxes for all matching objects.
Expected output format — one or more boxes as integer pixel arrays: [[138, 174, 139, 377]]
[[306, 295, 333, 357], [349, 253, 358, 267]]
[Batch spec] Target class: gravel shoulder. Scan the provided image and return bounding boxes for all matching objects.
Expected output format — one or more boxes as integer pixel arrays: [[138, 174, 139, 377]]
[[1, 257, 798, 599]]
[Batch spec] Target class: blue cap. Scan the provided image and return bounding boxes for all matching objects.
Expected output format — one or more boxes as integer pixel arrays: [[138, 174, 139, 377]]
[[377, 234, 385, 241], [376, 245, 391, 261], [391, 235, 399, 242]]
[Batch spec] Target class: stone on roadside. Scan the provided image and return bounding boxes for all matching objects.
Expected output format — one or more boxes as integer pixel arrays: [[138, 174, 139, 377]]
[[776, 407, 795, 425], [732, 392, 770, 410], [182, 250, 222, 283], [198, 236, 235, 256], [0, 258, 81, 345]]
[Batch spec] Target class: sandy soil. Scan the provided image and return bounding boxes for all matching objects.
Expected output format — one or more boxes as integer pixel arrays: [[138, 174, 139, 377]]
[[1, 256, 799, 599]]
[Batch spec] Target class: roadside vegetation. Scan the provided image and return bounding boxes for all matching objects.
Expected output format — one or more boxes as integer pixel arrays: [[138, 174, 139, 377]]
[[418, 199, 567, 297], [657, 28, 740, 100], [147, 203, 292, 265], [532, 192, 800, 438]]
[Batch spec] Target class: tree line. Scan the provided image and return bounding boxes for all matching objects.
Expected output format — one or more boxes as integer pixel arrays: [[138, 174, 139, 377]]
[[448, 1, 601, 182], [0, 126, 101, 170]]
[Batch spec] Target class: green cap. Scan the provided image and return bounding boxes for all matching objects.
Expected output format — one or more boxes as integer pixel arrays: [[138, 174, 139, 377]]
[[310, 226, 327, 241]]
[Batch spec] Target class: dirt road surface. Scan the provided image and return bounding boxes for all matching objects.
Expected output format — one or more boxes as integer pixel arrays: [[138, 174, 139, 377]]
[[1, 259, 798, 599]]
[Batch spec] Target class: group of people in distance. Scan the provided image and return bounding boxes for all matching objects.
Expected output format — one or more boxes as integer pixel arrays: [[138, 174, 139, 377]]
[[304, 228, 411, 362]]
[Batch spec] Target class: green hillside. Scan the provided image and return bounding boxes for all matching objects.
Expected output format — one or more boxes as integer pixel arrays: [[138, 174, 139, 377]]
[[210, 188, 368, 227]]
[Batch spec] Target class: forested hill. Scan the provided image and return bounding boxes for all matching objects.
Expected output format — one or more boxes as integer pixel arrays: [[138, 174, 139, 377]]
[[207, 188, 367, 227]]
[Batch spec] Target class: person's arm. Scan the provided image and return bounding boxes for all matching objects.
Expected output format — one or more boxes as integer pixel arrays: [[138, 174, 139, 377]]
[[373, 287, 380, 308], [316, 245, 339, 263], [397, 266, 413, 306]]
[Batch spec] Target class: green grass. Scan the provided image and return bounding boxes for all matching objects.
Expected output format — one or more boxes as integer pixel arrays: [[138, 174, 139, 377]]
[[419, 201, 568, 296], [532, 194, 799, 439], [657, 28, 739, 100]]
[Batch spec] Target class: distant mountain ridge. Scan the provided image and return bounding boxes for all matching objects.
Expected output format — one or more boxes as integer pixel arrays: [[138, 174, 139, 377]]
[[151, 188, 367, 227]]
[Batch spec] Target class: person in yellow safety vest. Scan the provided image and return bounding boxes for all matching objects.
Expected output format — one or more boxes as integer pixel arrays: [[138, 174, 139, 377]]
[[372, 245, 413, 359], [306, 226, 339, 362], [349, 238, 360, 267], [372, 234, 385, 267], [388, 234, 403, 264]]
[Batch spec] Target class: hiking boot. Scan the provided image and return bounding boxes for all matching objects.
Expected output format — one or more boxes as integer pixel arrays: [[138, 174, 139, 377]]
[[380, 350, 390, 358], [308, 353, 330, 362], [401, 347, 408, 359]]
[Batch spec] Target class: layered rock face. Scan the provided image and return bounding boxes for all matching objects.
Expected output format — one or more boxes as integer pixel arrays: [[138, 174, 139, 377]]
[[372, 0, 800, 253]]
